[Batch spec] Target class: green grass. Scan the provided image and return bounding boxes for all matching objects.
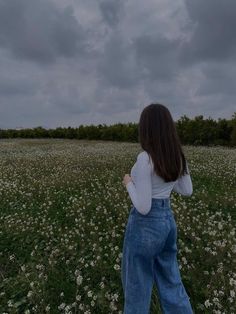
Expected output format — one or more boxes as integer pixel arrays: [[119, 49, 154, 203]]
[[0, 139, 235, 313]]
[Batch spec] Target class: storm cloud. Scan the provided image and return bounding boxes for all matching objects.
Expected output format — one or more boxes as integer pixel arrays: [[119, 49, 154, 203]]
[[182, 0, 236, 64], [0, 0, 235, 128], [0, 0, 89, 65]]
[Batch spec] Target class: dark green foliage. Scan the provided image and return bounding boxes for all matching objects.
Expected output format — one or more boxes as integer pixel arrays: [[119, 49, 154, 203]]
[[0, 113, 236, 146]]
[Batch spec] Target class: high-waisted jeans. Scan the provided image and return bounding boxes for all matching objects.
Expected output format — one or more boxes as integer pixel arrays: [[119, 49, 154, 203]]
[[121, 197, 194, 314]]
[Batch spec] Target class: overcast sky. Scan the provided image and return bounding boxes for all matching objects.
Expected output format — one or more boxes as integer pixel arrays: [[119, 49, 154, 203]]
[[0, 0, 236, 129]]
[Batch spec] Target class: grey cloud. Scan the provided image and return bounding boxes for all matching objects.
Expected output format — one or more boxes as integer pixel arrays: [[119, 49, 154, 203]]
[[44, 84, 91, 115], [181, 0, 236, 65], [133, 34, 181, 80], [0, 0, 87, 64], [99, 0, 125, 27], [0, 0, 236, 129], [0, 77, 38, 96], [196, 63, 236, 96], [97, 32, 139, 88], [97, 32, 180, 89]]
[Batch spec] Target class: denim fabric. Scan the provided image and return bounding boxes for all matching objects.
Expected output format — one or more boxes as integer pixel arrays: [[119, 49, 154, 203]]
[[121, 198, 194, 314]]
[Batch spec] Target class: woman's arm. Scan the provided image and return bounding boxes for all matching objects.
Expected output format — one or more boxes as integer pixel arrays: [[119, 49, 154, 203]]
[[172, 161, 193, 196], [125, 151, 152, 215]]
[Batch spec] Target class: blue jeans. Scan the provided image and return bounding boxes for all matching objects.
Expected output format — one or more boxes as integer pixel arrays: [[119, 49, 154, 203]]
[[121, 198, 194, 314]]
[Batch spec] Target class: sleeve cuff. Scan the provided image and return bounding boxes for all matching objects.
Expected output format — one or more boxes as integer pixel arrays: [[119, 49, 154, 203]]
[[126, 181, 136, 198], [126, 180, 134, 190]]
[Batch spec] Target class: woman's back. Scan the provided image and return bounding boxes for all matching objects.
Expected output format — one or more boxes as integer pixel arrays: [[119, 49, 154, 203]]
[[126, 150, 193, 215]]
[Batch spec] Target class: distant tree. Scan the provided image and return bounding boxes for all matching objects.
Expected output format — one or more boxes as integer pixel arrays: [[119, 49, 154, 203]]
[[0, 113, 235, 147], [175, 115, 191, 145], [229, 112, 236, 146]]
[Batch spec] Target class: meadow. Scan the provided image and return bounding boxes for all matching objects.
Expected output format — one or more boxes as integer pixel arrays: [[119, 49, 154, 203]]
[[0, 138, 235, 314]]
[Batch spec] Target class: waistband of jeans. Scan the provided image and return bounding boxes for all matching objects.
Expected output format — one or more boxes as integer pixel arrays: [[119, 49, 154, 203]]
[[151, 197, 170, 208]]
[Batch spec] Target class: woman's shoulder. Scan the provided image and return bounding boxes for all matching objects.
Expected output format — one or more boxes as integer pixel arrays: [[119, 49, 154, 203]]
[[137, 150, 152, 163]]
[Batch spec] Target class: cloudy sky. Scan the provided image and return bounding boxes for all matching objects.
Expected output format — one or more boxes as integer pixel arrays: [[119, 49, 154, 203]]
[[0, 0, 235, 129]]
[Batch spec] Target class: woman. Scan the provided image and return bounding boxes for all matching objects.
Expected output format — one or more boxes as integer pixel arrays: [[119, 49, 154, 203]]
[[122, 103, 194, 314]]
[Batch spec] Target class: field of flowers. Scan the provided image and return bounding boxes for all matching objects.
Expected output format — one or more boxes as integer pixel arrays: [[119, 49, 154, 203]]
[[0, 138, 235, 314]]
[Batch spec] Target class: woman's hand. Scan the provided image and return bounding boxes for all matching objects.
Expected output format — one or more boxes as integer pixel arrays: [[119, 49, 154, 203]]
[[123, 174, 132, 187]]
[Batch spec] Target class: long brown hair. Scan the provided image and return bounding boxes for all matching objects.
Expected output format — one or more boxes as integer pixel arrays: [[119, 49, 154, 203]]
[[138, 103, 189, 182]]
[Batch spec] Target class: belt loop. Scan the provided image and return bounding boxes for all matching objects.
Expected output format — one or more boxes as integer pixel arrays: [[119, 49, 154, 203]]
[[162, 199, 164, 207]]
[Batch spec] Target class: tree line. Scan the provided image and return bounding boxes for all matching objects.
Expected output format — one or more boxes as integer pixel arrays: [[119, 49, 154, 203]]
[[1, 113, 236, 147]]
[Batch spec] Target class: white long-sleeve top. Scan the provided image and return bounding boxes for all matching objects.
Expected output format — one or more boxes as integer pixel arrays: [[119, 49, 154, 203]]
[[126, 151, 193, 215]]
